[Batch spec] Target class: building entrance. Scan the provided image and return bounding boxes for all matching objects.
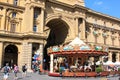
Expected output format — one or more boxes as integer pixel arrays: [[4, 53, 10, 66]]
[[3, 44, 18, 66], [44, 19, 69, 70]]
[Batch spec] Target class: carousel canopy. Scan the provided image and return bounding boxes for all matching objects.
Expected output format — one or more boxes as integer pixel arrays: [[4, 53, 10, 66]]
[[47, 37, 108, 56]]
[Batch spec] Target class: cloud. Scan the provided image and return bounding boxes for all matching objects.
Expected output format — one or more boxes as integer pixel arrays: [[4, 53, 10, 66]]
[[94, 1, 103, 5]]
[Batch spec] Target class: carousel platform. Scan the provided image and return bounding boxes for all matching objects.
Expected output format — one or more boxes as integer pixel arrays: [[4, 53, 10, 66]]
[[48, 72, 60, 77], [48, 71, 120, 77]]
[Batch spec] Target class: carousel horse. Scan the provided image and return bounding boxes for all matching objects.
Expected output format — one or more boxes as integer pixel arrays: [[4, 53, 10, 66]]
[[84, 63, 92, 72]]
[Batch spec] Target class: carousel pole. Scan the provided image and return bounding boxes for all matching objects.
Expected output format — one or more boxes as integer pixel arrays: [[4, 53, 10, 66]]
[[50, 54, 54, 73], [94, 56, 96, 72]]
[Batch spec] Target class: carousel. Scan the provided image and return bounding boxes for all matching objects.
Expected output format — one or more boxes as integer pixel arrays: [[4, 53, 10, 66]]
[[47, 37, 108, 77]]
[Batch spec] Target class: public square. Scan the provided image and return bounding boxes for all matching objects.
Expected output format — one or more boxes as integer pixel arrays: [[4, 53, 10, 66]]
[[0, 72, 119, 80]]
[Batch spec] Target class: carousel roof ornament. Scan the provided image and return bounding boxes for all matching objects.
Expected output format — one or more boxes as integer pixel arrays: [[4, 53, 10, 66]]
[[69, 37, 86, 46], [68, 37, 90, 50]]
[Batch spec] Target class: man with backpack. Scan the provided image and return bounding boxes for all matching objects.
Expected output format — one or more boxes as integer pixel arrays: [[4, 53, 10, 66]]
[[22, 64, 27, 77], [3, 63, 10, 80]]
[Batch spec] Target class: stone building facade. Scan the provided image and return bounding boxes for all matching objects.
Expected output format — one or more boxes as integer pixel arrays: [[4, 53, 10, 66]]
[[0, 0, 120, 70]]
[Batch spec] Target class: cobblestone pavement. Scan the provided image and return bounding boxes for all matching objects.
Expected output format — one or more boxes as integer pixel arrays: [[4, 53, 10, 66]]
[[0, 72, 119, 80]]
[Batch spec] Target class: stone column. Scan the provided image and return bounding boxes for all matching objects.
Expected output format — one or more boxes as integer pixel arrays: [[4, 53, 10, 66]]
[[80, 18, 85, 40], [108, 51, 112, 61], [1, 7, 7, 30], [50, 54, 54, 73], [40, 8, 44, 33], [0, 42, 3, 67], [27, 43, 32, 70], [29, 6, 34, 32], [22, 42, 32, 71], [75, 17, 78, 37], [116, 53, 120, 62], [23, 4, 34, 32]]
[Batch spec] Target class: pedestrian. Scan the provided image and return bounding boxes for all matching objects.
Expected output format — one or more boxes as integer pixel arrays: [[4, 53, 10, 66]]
[[22, 64, 27, 77], [2, 63, 10, 80], [13, 64, 19, 80]]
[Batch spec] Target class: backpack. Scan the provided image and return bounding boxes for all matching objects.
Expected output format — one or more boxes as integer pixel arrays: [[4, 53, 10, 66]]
[[22, 65, 26, 71], [4, 66, 9, 73]]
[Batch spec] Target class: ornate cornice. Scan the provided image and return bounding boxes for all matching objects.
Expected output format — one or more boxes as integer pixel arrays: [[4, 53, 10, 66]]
[[87, 9, 120, 23], [48, 0, 88, 11], [0, 2, 25, 12], [0, 30, 47, 40]]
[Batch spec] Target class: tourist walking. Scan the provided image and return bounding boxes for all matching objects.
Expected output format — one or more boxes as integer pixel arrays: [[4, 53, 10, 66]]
[[13, 64, 19, 80], [22, 64, 27, 77], [2, 63, 10, 80]]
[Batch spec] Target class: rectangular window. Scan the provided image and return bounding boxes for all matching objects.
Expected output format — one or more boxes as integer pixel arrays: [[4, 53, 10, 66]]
[[10, 24, 16, 32]]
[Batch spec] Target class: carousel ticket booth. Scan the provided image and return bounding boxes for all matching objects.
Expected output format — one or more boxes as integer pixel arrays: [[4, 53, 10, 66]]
[[47, 37, 108, 77]]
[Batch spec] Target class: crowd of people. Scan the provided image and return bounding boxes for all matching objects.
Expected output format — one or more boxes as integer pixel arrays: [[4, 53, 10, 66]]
[[0, 63, 28, 80]]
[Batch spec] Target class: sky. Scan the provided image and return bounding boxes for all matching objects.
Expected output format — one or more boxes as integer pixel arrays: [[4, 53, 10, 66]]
[[85, 0, 120, 18]]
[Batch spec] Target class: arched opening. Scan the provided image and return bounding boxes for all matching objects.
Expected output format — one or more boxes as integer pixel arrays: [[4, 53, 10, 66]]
[[44, 19, 69, 70], [4, 44, 18, 66]]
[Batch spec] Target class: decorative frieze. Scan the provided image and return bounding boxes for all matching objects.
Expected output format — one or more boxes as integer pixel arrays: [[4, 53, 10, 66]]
[[86, 22, 120, 33]]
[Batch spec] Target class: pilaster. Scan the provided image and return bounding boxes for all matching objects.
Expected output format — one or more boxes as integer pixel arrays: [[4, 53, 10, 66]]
[[80, 19, 85, 40], [116, 53, 120, 62], [22, 42, 32, 71], [108, 51, 112, 61], [75, 17, 78, 37], [23, 4, 34, 32], [40, 8, 44, 33], [0, 42, 3, 67], [1, 7, 7, 30], [29, 6, 34, 32]]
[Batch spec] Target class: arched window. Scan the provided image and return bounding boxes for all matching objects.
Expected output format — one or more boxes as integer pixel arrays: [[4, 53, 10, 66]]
[[12, 12, 16, 18]]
